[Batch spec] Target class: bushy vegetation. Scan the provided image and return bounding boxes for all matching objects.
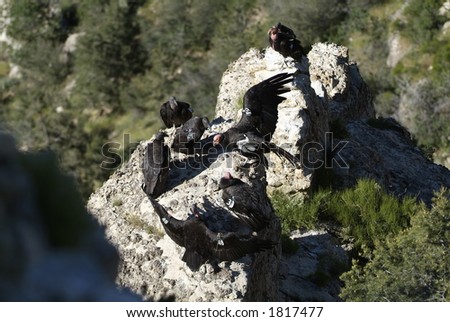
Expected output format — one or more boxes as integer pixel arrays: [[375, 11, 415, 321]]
[[1, 0, 448, 301], [271, 190, 322, 234], [1, 0, 448, 196], [337, 0, 449, 163], [331, 180, 416, 250], [341, 188, 449, 301], [0, 0, 360, 199], [272, 180, 449, 301], [272, 179, 416, 250]]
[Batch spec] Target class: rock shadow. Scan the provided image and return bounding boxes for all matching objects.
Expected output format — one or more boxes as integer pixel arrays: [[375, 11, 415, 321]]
[[279, 232, 349, 302], [164, 135, 221, 191]]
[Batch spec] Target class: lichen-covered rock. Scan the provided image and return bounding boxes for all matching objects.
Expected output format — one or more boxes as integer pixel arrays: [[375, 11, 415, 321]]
[[86, 42, 449, 303], [308, 43, 375, 122], [88, 129, 282, 301], [332, 119, 450, 205], [278, 230, 348, 302]]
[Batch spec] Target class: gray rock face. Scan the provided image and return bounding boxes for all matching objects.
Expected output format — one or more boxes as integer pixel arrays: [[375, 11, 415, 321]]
[[215, 47, 328, 194], [87, 43, 362, 301], [308, 43, 375, 122], [333, 119, 450, 205], [278, 230, 347, 302], [86, 42, 448, 302], [89, 127, 282, 301]]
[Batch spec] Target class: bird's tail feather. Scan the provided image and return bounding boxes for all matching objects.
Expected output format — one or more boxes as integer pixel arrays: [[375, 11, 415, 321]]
[[267, 143, 302, 168], [148, 196, 170, 220], [257, 239, 278, 251], [182, 250, 204, 271]]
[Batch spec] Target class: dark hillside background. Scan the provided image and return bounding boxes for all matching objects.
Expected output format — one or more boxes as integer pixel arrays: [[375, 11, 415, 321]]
[[0, 0, 448, 199]]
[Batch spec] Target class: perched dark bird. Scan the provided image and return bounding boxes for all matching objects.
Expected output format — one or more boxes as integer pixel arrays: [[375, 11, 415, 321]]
[[171, 116, 210, 155], [141, 131, 169, 198], [268, 22, 304, 61], [219, 172, 273, 232], [160, 96, 193, 128], [213, 73, 301, 168], [148, 198, 275, 271]]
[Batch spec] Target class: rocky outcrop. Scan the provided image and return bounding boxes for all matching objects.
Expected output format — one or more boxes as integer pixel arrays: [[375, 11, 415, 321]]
[[88, 137, 281, 301], [332, 118, 450, 205], [0, 132, 139, 301], [86, 42, 450, 302], [308, 43, 375, 122], [86, 43, 369, 301]]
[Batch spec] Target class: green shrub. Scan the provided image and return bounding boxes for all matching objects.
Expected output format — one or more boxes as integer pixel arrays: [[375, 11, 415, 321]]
[[341, 188, 449, 301], [271, 190, 324, 234], [400, 0, 447, 44], [273, 179, 417, 252], [332, 179, 416, 250]]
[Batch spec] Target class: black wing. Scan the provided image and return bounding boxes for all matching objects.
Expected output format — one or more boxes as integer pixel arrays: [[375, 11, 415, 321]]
[[148, 197, 185, 247], [237, 73, 293, 139], [160, 97, 177, 127], [171, 117, 208, 154], [181, 250, 205, 271], [204, 230, 275, 261], [142, 136, 169, 197], [277, 22, 297, 39], [176, 100, 193, 126], [233, 132, 301, 168], [222, 184, 271, 231]]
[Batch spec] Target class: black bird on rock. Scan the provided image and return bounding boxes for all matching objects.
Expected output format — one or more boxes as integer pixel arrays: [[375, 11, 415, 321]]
[[219, 172, 273, 232], [148, 198, 275, 271], [171, 116, 210, 155], [160, 96, 193, 128], [268, 22, 304, 61], [141, 131, 170, 198], [212, 73, 301, 168]]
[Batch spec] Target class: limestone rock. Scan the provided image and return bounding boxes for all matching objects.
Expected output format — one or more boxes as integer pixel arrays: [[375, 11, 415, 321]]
[[86, 42, 449, 303], [215, 46, 328, 195], [89, 131, 281, 301], [278, 230, 347, 302], [86, 43, 378, 302], [308, 43, 375, 122], [332, 119, 450, 205]]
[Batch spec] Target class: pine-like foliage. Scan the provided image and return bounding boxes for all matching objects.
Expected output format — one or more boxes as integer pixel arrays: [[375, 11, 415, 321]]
[[341, 188, 449, 301]]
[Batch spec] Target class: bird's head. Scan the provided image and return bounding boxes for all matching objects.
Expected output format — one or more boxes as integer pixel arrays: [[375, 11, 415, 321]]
[[219, 171, 240, 190], [267, 26, 278, 42], [224, 171, 232, 179], [213, 133, 224, 147], [202, 117, 210, 130], [168, 96, 178, 110]]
